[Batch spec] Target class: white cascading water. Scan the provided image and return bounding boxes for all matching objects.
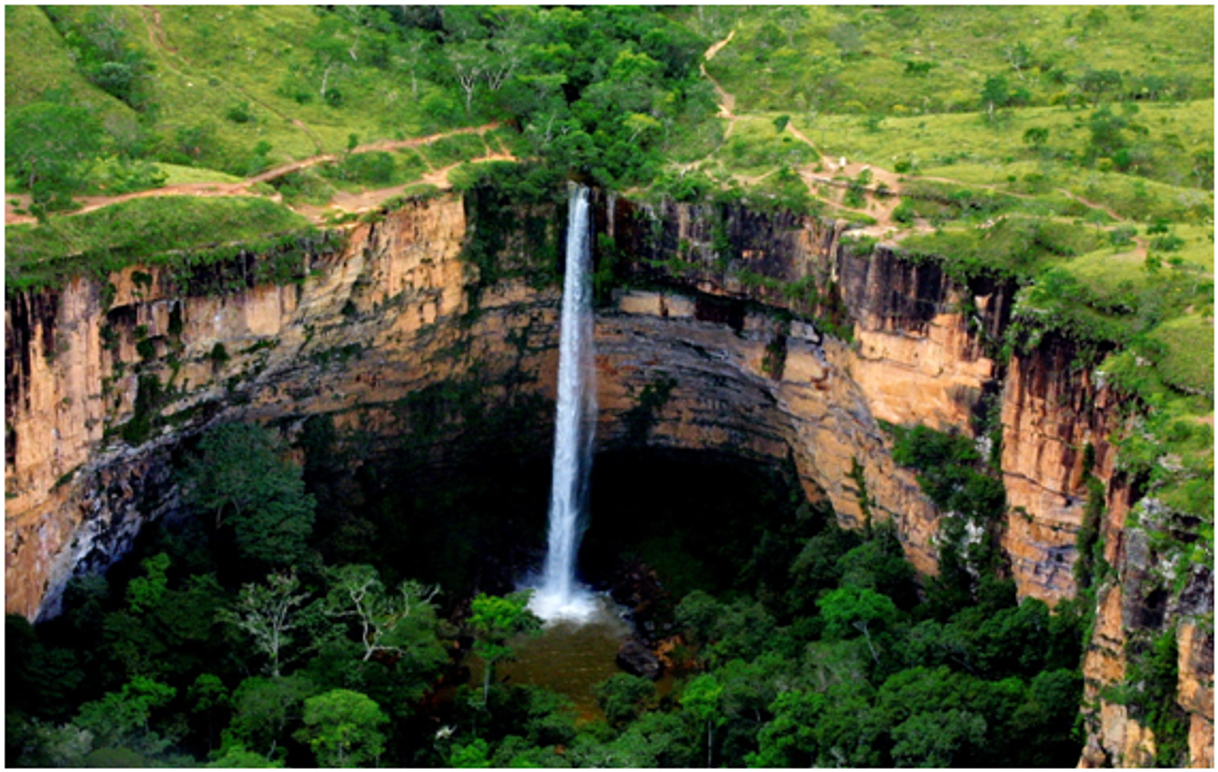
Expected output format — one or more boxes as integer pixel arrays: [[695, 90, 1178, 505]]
[[529, 184, 598, 623]]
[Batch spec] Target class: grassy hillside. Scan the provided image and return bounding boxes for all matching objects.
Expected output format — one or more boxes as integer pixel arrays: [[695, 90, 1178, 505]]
[[5, 7, 1211, 525], [2, 7, 1213, 770], [5, 197, 316, 292], [4, 5, 134, 118], [690, 5, 1213, 116]]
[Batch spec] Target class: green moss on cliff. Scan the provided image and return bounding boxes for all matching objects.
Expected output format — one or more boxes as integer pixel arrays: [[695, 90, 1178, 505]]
[[5, 196, 321, 294]]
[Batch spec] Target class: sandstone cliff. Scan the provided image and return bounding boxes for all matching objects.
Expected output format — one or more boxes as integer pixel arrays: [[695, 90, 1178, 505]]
[[5, 190, 1212, 766]]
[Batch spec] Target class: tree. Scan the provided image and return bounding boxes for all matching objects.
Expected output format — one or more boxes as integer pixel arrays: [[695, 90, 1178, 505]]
[[891, 708, 987, 766], [126, 553, 170, 614], [1078, 68, 1122, 107], [74, 676, 177, 757], [980, 75, 1011, 121], [1003, 42, 1032, 80], [827, 23, 863, 60], [324, 564, 444, 664], [225, 675, 316, 762], [480, 8, 528, 94], [178, 423, 316, 567], [11, 719, 94, 768], [296, 689, 387, 768], [220, 571, 314, 677], [467, 591, 541, 706], [207, 742, 285, 768], [835, 524, 919, 610], [1087, 105, 1139, 164], [817, 586, 899, 665], [772, 6, 807, 47], [570, 710, 696, 767], [594, 673, 656, 726], [673, 590, 723, 650], [448, 42, 486, 115], [188, 673, 230, 753], [806, 678, 886, 767], [393, 29, 432, 98], [5, 101, 103, 218], [307, 14, 354, 103], [750, 688, 826, 767], [1023, 126, 1050, 148], [680, 673, 726, 767], [449, 738, 493, 768]]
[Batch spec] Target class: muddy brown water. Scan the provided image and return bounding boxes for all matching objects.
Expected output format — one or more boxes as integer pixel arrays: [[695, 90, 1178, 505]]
[[468, 594, 674, 722]]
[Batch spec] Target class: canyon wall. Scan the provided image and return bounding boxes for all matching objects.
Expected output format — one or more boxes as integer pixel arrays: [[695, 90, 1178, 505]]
[[5, 190, 1211, 766]]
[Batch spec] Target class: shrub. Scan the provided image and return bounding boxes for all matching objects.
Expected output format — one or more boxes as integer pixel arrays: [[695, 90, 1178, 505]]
[[226, 101, 255, 123]]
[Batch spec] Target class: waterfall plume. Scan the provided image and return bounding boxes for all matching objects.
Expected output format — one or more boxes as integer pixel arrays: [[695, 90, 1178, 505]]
[[529, 184, 598, 623]]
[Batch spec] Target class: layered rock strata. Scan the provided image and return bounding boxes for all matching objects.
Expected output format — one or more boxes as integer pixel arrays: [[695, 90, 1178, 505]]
[[5, 191, 1211, 766], [8, 194, 1006, 618]]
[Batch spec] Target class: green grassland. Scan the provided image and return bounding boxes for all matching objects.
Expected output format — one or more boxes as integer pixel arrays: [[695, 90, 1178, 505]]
[[4, 5, 486, 190], [155, 163, 244, 187], [148, 5, 466, 161], [4, 6, 134, 120], [692, 5, 1213, 116], [5, 6, 1212, 523], [5, 197, 315, 292]]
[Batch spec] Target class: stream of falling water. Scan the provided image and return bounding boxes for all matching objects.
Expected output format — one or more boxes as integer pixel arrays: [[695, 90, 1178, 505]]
[[529, 184, 598, 623]]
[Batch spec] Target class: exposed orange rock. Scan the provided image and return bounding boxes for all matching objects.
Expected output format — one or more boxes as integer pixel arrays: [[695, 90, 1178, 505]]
[[1179, 621, 1216, 768], [851, 309, 993, 432], [5, 192, 1211, 768]]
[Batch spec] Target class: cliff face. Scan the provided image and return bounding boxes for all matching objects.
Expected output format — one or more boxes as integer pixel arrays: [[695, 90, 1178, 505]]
[[6, 196, 565, 618], [5, 192, 1211, 766], [606, 198, 1012, 574], [1000, 333, 1126, 604], [8, 194, 1005, 617], [996, 332, 1213, 768]]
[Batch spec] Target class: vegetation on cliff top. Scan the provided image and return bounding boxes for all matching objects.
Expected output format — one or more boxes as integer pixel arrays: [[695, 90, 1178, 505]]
[[3, 7, 1212, 766], [5, 0, 1208, 599], [5, 197, 317, 294]]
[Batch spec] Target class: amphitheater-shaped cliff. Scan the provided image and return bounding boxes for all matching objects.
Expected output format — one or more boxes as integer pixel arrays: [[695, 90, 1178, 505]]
[[5, 189, 1212, 767]]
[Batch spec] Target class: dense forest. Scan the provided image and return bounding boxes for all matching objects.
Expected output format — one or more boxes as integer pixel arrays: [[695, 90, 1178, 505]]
[[5, 4, 1213, 769], [9, 418, 1091, 767]]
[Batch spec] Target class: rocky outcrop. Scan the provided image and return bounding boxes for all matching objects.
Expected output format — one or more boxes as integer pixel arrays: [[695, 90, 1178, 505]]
[[994, 332, 1212, 769], [9, 194, 1009, 618], [999, 333, 1128, 603], [5, 189, 1211, 766], [1079, 524, 1214, 768], [616, 638, 663, 680], [6, 196, 565, 619], [1178, 619, 1215, 769]]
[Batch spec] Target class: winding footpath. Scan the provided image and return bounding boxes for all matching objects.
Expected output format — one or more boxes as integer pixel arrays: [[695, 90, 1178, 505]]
[[5, 124, 508, 227], [9, 16, 1127, 243], [5, 9, 511, 228], [700, 29, 737, 120], [691, 29, 1127, 243]]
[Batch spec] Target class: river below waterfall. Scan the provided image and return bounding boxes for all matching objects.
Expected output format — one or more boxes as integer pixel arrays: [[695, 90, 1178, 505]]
[[469, 595, 631, 721]]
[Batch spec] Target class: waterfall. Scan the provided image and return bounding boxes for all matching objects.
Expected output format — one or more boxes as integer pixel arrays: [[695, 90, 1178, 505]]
[[530, 184, 598, 622]]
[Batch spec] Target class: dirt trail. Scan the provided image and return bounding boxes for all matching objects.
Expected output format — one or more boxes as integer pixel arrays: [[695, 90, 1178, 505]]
[[5, 123, 505, 227], [142, 6, 176, 54], [700, 30, 737, 119], [1055, 188, 1127, 222], [245, 123, 500, 185], [293, 152, 517, 223]]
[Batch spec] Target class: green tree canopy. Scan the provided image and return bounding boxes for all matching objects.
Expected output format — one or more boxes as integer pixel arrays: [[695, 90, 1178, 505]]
[[178, 422, 316, 567], [296, 688, 388, 768], [5, 101, 103, 217], [468, 591, 542, 706], [594, 673, 657, 727]]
